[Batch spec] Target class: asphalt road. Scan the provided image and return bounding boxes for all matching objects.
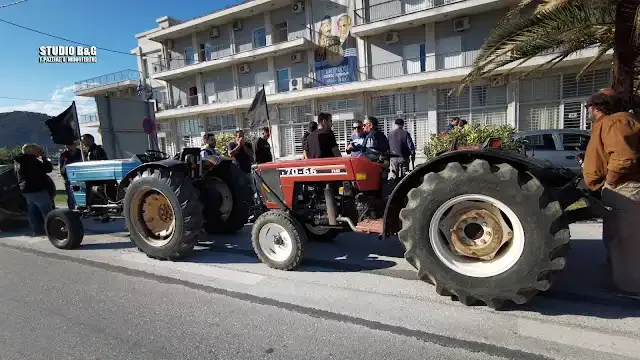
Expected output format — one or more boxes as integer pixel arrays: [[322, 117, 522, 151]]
[[0, 220, 639, 360]]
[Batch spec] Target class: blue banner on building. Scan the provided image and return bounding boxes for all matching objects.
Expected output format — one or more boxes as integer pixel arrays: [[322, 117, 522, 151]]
[[314, 13, 358, 86]]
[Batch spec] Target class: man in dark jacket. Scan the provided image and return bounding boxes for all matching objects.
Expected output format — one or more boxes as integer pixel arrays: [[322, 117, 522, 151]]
[[81, 134, 108, 161], [302, 121, 318, 159], [14, 144, 54, 236], [59, 143, 82, 209], [362, 116, 390, 153], [254, 127, 273, 164], [388, 118, 415, 179]]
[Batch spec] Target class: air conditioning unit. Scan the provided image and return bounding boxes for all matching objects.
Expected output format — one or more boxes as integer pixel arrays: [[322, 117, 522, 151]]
[[291, 52, 303, 63], [232, 20, 242, 31], [292, 1, 304, 13], [289, 77, 303, 91], [166, 39, 174, 49], [238, 63, 250, 73], [490, 76, 506, 88], [453, 17, 470, 32], [384, 32, 399, 44], [209, 27, 220, 38]]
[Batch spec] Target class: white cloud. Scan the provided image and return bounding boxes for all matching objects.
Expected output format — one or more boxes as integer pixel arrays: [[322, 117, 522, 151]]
[[0, 85, 96, 117]]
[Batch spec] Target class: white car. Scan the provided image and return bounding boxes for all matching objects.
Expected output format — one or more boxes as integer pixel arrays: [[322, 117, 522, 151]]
[[514, 129, 590, 173]]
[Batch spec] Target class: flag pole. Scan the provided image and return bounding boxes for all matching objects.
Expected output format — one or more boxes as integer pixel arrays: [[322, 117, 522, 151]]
[[262, 85, 274, 161], [72, 101, 86, 162]]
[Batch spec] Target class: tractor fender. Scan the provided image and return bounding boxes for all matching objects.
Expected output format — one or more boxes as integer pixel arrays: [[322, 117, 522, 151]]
[[381, 149, 576, 238], [116, 159, 187, 201]]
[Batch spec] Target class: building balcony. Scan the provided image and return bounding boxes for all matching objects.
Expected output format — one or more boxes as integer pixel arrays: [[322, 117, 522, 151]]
[[74, 69, 141, 97], [352, 0, 518, 37], [145, 0, 292, 43], [154, 47, 608, 120], [151, 28, 313, 81], [78, 113, 99, 127]]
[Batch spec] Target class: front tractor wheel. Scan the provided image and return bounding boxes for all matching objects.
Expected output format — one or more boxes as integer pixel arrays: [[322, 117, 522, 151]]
[[398, 160, 569, 309], [252, 210, 307, 270], [45, 208, 84, 249], [124, 168, 203, 260]]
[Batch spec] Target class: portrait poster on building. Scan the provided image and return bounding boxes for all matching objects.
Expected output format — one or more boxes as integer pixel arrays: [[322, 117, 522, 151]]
[[314, 12, 358, 86]]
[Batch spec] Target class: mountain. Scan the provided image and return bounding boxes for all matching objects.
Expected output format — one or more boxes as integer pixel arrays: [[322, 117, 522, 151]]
[[0, 111, 61, 154]]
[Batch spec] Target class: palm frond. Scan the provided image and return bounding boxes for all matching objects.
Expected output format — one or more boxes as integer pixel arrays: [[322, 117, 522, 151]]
[[576, 45, 614, 79], [459, 0, 616, 91]]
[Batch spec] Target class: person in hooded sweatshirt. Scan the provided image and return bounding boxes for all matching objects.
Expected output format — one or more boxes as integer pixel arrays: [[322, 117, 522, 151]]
[[14, 144, 54, 236]]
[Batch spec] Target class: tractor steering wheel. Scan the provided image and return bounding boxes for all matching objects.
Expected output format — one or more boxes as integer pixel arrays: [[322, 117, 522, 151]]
[[145, 149, 169, 161], [364, 148, 401, 161]]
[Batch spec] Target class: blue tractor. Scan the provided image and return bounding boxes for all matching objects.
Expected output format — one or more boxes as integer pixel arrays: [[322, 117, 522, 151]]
[[44, 149, 252, 260]]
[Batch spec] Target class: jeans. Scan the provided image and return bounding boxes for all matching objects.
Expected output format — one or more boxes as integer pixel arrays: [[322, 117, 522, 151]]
[[64, 181, 76, 210], [22, 189, 53, 234]]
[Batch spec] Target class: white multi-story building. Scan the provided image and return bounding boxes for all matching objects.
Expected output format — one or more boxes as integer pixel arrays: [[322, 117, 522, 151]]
[[78, 0, 614, 159]]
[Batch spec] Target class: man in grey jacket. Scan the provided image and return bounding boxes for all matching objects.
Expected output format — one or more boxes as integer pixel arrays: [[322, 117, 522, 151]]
[[388, 118, 415, 179]]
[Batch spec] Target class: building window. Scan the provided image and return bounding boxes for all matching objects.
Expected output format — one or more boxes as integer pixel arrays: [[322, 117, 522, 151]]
[[273, 22, 288, 43], [277, 69, 290, 93], [253, 28, 267, 49]]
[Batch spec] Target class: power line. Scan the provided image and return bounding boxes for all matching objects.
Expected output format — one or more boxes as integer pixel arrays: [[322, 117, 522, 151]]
[[0, 17, 182, 61], [0, 17, 136, 56], [0, 0, 26, 9]]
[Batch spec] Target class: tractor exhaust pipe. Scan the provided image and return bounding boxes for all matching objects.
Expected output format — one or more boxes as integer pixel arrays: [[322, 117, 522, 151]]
[[324, 184, 338, 226]]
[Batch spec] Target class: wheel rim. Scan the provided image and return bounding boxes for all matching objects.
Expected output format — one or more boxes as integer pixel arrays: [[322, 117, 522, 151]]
[[131, 188, 176, 247], [258, 223, 293, 262], [428, 194, 525, 278], [211, 178, 233, 221], [48, 217, 68, 242]]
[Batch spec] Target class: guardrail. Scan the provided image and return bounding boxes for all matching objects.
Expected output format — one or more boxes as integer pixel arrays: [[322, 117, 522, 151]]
[[362, 49, 481, 80], [354, 0, 467, 25], [74, 69, 140, 92], [152, 27, 312, 73]]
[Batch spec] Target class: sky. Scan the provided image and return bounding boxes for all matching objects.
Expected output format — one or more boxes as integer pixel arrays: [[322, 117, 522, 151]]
[[0, 0, 238, 118]]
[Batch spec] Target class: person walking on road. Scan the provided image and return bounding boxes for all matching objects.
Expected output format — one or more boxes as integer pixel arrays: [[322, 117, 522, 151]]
[[388, 118, 415, 179], [14, 144, 54, 236], [346, 120, 366, 157], [582, 89, 640, 298], [59, 142, 82, 210]]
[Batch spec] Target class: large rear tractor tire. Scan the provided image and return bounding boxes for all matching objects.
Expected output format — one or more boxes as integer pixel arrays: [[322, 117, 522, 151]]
[[45, 208, 84, 249], [124, 168, 203, 260], [252, 210, 307, 270], [398, 160, 570, 309], [202, 163, 251, 235]]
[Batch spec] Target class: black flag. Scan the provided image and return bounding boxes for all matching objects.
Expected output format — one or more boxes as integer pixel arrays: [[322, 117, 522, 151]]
[[245, 87, 268, 131], [45, 101, 80, 146]]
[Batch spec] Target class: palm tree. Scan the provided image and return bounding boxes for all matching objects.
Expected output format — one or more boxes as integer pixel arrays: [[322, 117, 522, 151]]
[[458, 0, 640, 108]]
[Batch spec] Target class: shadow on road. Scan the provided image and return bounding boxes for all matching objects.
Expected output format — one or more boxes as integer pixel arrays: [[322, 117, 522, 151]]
[[503, 238, 640, 319]]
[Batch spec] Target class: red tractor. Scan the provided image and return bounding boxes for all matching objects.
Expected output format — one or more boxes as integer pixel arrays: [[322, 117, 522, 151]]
[[250, 144, 606, 309]]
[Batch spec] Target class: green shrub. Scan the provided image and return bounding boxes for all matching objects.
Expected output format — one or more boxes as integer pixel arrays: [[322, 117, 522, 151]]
[[0, 146, 22, 165], [423, 124, 523, 159], [214, 133, 237, 156]]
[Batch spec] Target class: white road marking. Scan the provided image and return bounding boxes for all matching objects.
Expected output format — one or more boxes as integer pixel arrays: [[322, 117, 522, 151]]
[[518, 318, 640, 358], [119, 252, 265, 285]]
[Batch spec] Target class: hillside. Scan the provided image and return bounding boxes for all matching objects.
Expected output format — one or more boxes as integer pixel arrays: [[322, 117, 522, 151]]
[[0, 111, 60, 153]]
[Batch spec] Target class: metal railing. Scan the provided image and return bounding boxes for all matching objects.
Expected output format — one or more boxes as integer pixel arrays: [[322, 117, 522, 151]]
[[354, 0, 467, 25], [152, 27, 311, 73], [154, 50, 484, 112], [362, 50, 481, 80], [74, 69, 140, 92], [78, 113, 99, 124]]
